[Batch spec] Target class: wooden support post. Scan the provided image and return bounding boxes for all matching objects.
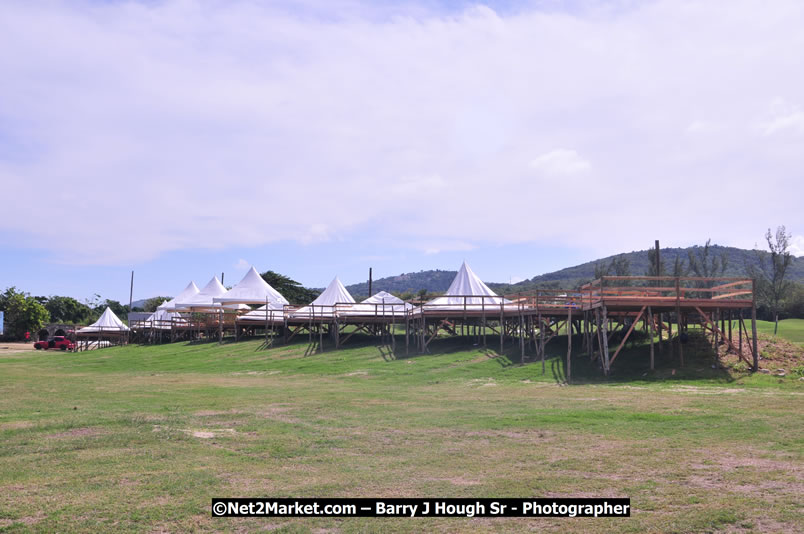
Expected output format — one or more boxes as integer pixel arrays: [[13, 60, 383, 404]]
[[751, 280, 759, 372], [519, 303, 525, 364], [601, 306, 610, 375], [391, 306, 396, 352], [647, 306, 655, 371], [658, 312, 663, 351], [499, 302, 504, 354], [482, 298, 486, 348], [335, 315, 340, 349], [675, 277, 684, 367], [609, 306, 646, 366], [566, 306, 572, 383], [405, 313, 409, 355], [422, 315, 427, 354], [539, 311, 545, 374], [463, 297, 466, 338], [728, 310, 732, 347], [738, 309, 743, 357], [594, 308, 603, 363]]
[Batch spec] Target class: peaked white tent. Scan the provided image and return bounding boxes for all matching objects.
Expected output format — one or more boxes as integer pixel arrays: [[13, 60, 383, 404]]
[[173, 276, 228, 310], [338, 290, 413, 316], [78, 307, 130, 333], [213, 266, 289, 306], [292, 277, 355, 318], [423, 262, 511, 310], [158, 281, 200, 310], [141, 307, 189, 330], [237, 301, 287, 323]]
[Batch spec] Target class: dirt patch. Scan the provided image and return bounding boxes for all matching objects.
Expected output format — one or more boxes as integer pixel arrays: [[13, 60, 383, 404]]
[[0, 421, 34, 430], [0, 512, 46, 527], [184, 428, 236, 439], [669, 386, 746, 394], [720, 333, 803, 374], [686, 450, 804, 497], [45, 427, 104, 439], [0, 343, 35, 355], [425, 476, 481, 486], [259, 405, 299, 423]]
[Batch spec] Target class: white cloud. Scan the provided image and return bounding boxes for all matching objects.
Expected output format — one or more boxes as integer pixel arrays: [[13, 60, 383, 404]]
[[529, 149, 591, 175], [0, 0, 801, 263], [763, 110, 804, 135], [790, 236, 804, 257], [234, 259, 250, 271]]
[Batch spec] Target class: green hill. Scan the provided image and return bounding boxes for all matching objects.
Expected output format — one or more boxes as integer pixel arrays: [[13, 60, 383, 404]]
[[346, 245, 804, 297]]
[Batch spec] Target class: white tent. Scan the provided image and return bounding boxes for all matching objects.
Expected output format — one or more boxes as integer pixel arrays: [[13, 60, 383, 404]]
[[292, 277, 355, 318], [237, 301, 287, 323], [141, 307, 189, 330], [174, 276, 227, 310], [78, 307, 130, 333], [422, 262, 511, 310], [338, 290, 413, 316], [214, 266, 289, 306], [157, 281, 200, 310]]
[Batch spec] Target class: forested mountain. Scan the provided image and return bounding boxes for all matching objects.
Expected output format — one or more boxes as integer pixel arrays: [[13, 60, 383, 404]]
[[345, 245, 804, 298]]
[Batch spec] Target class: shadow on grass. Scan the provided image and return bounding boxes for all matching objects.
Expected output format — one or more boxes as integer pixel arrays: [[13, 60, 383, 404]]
[[194, 328, 739, 385]]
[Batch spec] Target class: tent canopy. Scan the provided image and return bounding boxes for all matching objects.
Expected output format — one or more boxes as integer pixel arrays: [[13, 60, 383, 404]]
[[338, 290, 413, 316], [238, 301, 287, 322], [424, 262, 510, 309], [78, 307, 130, 333], [158, 281, 200, 310], [292, 277, 354, 318], [174, 276, 227, 310], [214, 266, 289, 306]]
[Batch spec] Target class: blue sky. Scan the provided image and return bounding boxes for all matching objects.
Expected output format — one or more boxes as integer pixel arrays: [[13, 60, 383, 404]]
[[1, 0, 803, 303]]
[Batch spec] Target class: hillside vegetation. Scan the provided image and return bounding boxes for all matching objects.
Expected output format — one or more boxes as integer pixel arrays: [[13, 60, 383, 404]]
[[346, 245, 804, 297]]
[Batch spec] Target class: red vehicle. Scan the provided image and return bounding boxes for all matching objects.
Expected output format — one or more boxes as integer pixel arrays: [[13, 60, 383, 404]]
[[34, 336, 76, 351]]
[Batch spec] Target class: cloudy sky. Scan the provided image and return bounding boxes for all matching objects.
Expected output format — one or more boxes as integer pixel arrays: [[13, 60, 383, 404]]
[[1, 0, 802, 302]]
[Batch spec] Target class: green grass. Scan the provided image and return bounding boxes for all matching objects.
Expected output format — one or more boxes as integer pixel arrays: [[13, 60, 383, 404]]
[[753, 318, 804, 345], [0, 332, 802, 533]]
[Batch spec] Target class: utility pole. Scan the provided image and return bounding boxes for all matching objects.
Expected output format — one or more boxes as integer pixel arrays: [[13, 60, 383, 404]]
[[128, 270, 134, 323], [221, 272, 224, 285], [655, 240, 660, 276], [368, 267, 373, 297]]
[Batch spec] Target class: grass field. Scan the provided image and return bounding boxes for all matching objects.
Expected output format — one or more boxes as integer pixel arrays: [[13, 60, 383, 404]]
[[752, 318, 804, 345], [1, 321, 802, 533]]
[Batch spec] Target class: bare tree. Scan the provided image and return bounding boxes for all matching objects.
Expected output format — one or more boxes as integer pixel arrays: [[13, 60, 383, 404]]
[[748, 226, 793, 335]]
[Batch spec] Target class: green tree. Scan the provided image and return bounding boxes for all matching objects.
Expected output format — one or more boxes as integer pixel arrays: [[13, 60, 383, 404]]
[[687, 239, 728, 278], [144, 296, 171, 312], [0, 287, 51, 340], [748, 226, 794, 335], [671, 256, 689, 277], [594, 254, 631, 284], [95, 299, 129, 320], [44, 296, 94, 324], [260, 271, 319, 304], [646, 248, 666, 277]]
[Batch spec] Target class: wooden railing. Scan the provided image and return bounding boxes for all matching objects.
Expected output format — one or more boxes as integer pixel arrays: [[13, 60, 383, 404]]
[[579, 276, 753, 308]]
